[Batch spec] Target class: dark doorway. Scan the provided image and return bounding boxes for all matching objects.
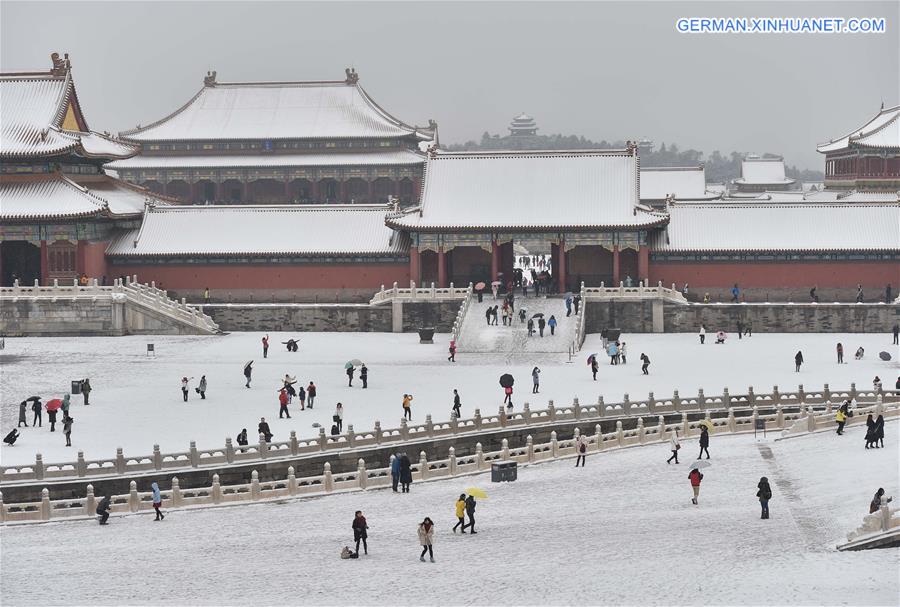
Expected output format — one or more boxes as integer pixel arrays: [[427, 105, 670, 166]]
[[1, 241, 41, 286]]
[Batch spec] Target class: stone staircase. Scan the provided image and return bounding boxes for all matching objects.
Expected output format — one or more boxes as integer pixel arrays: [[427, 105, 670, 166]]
[[457, 294, 577, 355]]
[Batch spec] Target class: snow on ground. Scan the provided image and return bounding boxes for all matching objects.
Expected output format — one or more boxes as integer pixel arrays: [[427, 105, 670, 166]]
[[1, 424, 897, 606], [458, 296, 577, 353], [1, 331, 896, 465]]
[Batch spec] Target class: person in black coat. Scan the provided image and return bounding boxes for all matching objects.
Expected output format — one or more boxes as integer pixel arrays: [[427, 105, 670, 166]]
[[698, 425, 710, 459], [352, 510, 368, 555], [257, 417, 272, 442], [640, 353, 651, 375], [538, 317, 546, 337], [360, 364, 368, 389], [18, 400, 28, 428], [399, 453, 413, 493], [461, 495, 477, 533], [794, 351, 803, 372], [452, 389, 461, 418], [31, 398, 42, 427], [873, 414, 885, 448], [236, 428, 248, 452], [96, 495, 111, 525], [3, 429, 20, 446], [48, 407, 58, 432], [757, 477, 772, 519], [346, 366, 354, 387], [244, 362, 253, 388]]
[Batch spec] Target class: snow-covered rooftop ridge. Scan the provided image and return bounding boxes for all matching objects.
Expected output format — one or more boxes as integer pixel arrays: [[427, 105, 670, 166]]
[[734, 157, 795, 185], [0, 174, 154, 220], [388, 148, 668, 231], [817, 104, 900, 153], [119, 69, 436, 143], [106, 204, 407, 257], [105, 149, 426, 170], [0, 55, 137, 160], [640, 166, 720, 201], [655, 201, 900, 252]]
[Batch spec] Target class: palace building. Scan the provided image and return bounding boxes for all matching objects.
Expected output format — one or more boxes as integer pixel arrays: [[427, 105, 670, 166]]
[[0, 54, 165, 286], [818, 103, 900, 191], [108, 69, 436, 206], [639, 165, 722, 208], [730, 155, 796, 195]]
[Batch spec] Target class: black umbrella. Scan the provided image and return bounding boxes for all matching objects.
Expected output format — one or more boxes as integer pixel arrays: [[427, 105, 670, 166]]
[[879, 351, 892, 361], [25, 396, 42, 403], [499, 374, 515, 388], [531, 313, 544, 319]]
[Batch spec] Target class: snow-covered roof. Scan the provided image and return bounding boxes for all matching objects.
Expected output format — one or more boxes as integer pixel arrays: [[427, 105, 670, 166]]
[[106, 150, 425, 170], [733, 157, 795, 186], [0, 174, 152, 220], [387, 149, 668, 232], [818, 104, 900, 153], [719, 189, 899, 204], [120, 72, 435, 143], [654, 201, 900, 252], [639, 166, 720, 201], [0, 57, 136, 160], [107, 205, 408, 257]]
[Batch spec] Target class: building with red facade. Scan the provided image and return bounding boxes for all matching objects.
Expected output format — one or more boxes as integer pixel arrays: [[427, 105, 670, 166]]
[[818, 104, 900, 191]]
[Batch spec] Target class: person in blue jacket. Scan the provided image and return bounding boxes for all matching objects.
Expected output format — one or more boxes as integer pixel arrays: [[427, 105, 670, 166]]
[[391, 453, 401, 492], [151, 481, 165, 521], [548, 315, 558, 336]]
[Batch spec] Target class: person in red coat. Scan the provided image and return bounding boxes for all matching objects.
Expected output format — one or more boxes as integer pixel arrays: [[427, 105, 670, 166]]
[[689, 468, 703, 505], [278, 388, 290, 418]]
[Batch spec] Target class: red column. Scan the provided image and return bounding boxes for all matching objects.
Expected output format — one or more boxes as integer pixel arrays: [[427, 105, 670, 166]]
[[638, 245, 649, 285], [76, 240, 88, 276], [39, 240, 49, 285], [491, 239, 500, 281], [409, 246, 421, 285], [612, 245, 620, 286], [437, 248, 447, 288], [558, 239, 567, 292]]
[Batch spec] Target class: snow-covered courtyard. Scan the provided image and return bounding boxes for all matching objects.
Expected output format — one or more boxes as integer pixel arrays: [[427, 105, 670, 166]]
[[1, 331, 897, 465], [2, 422, 897, 605]]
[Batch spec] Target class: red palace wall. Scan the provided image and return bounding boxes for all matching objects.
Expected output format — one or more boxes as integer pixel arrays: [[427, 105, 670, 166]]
[[81, 241, 109, 279]]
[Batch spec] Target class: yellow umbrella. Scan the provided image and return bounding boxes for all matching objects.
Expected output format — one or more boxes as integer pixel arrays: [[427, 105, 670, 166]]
[[466, 487, 488, 499], [699, 419, 714, 430]]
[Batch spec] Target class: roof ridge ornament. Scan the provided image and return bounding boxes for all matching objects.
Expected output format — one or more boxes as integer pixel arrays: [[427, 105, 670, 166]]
[[204, 70, 217, 86], [345, 67, 359, 84], [50, 52, 70, 76]]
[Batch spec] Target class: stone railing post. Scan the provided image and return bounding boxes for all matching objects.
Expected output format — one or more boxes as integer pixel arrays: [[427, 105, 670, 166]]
[[622, 393, 631, 414], [672, 390, 680, 411], [806, 407, 817, 433], [722, 388, 730, 408], [418, 451, 428, 480], [259, 434, 268, 459], [595, 424, 604, 451], [171, 477, 182, 507], [40, 488, 51, 521], [573, 427, 581, 440], [357, 459, 368, 490], [597, 395, 605, 416], [289, 431, 299, 456], [212, 473, 223, 503], [374, 421, 383, 444], [346, 425, 356, 448], [499, 406, 508, 427], [117, 450, 129, 475], [84, 484, 96, 517], [474, 408, 483, 430], [727, 408, 736, 433], [323, 462, 334, 492], [400, 419, 409, 440], [772, 385, 781, 405], [318, 428, 328, 450], [76, 451, 87, 477], [697, 388, 705, 409], [647, 392, 656, 412], [547, 400, 556, 421], [636, 418, 645, 444], [475, 442, 485, 470], [250, 470, 260, 500], [823, 383, 831, 402], [425, 415, 434, 438], [129, 481, 140, 512], [522, 402, 531, 424], [681, 412, 690, 436], [825, 400, 833, 414], [501, 438, 510, 460], [449, 446, 458, 475], [34, 453, 45, 481], [550, 431, 559, 458], [189, 441, 199, 468], [657, 416, 666, 440], [526, 435, 535, 462], [776, 404, 784, 428], [747, 386, 755, 406], [0, 492, 5, 523], [450, 414, 459, 433], [225, 438, 235, 463], [616, 421, 625, 446], [751, 406, 759, 432], [849, 382, 857, 400], [573, 398, 581, 420], [798, 384, 805, 403]]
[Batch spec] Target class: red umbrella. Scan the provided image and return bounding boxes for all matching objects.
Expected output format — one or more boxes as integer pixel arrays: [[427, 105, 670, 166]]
[[474, 281, 486, 291], [46, 398, 62, 412]]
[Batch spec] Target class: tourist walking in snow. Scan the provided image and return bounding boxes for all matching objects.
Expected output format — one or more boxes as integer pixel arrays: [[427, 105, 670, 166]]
[[757, 477, 772, 519], [837, 342, 844, 364], [236, 428, 248, 452], [81, 378, 92, 405], [548, 315, 557, 335], [18, 400, 28, 428], [574, 293, 581, 314], [836, 404, 849, 436], [689, 467, 703, 505], [619, 342, 627, 364], [418, 517, 436, 562], [527, 318, 535, 336], [181, 376, 192, 402], [744, 319, 752, 337], [493, 305, 500, 326], [63, 415, 73, 446], [640, 353, 650, 375], [352, 510, 368, 555], [873, 413, 885, 448], [607, 341, 618, 365], [485, 307, 492, 326], [96, 495, 111, 525], [61, 393, 70, 417], [334, 403, 344, 432], [258, 417, 273, 442], [532, 367, 541, 394], [575, 435, 587, 467], [667, 429, 681, 464], [538, 316, 546, 336], [31, 398, 42, 427], [152, 481, 165, 521], [731, 283, 740, 302], [197, 375, 207, 399], [855, 284, 864, 303], [565, 294, 573, 317], [262, 334, 269, 358], [873, 376, 883, 392], [462, 494, 477, 533], [448, 341, 456, 362], [297, 385, 306, 410], [699, 325, 706, 344], [307, 381, 317, 408], [794, 351, 804, 372], [402, 393, 413, 420], [854, 346, 865, 360], [243, 362, 253, 388], [737, 320, 744, 340], [870, 488, 893, 513], [503, 385, 513, 408], [591, 356, 599, 381], [346, 365, 355, 387], [391, 453, 401, 491], [278, 388, 291, 418], [399, 453, 413, 493], [893, 323, 899, 345], [864, 413, 875, 447], [47, 404, 58, 432], [452, 389, 462, 418], [453, 494, 467, 533], [698, 425, 710, 459]]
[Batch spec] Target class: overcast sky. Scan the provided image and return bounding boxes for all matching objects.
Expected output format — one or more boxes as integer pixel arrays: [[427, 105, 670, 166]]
[[2, 1, 897, 170]]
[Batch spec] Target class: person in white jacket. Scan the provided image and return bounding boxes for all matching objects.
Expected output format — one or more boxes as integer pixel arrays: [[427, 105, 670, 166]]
[[666, 428, 681, 464], [699, 325, 706, 344], [418, 517, 435, 562]]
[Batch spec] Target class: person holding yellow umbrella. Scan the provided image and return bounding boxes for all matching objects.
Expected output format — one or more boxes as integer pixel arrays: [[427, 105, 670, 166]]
[[462, 488, 486, 534]]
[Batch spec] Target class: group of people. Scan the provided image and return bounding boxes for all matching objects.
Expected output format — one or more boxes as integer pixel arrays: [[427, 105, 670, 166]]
[[345, 364, 369, 388], [7, 381, 91, 448], [835, 342, 868, 364]]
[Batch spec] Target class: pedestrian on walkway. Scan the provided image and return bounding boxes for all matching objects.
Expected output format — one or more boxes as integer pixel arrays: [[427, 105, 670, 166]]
[[548, 315, 557, 336], [462, 494, 477, 533], [538, 316, 546, 337], [699, 325, 706, 344], [236, 428, 248, 452], [418, 517, 435, 562], [81, 378, 92, 405], [448, 341, 456, 363], [63, 414, 73, 446], [61, 393, 70, 418], [531, 367, 541, 394], [307, 381, 317, 408], [737, 320, 744, 340], [402, 394, 413, 420], [591, 356, 599, 381], [96, 495, 111, 525], [297, 385, 306, 410], [575, 435, 587, 467], [485, 307, 492, 326], [31, 398, 42, 427], [197, 375, 207, 399], [698, 425, 710, 459], [399, 453, 413, 493], [893, 324, 899, 345], [870, 488, 893, 513], [346, 365, 355, 387], [453, 494, 467, 533], [527, 318, 535, 336], [47, 405, 58, 432], [619, 342, 627, 364], [503, 385, 513, 407], [667, 429, 681, 464], [757, 477, 772, 519], [794, 350, 804, 372], [565, 294, 573, 317], [181, 376, 191, 402], [837, 342, 844, 364], [573, 294, 581, 314], [873, 413, 885, 448], [640, 353, 651, 375], [689, 467, 703, 505], [731, 283, 740, 302], [18, 400, 28, 428], [334, 403, 343, 432], [152, 482, 165, 521], [353, 510, 368, 555], [278, 388, 291, 418], [262, 334, 269, 358], [452, 389, 462, 418], [258, 417, 273, 442], [391, 453, 401, 492], [244, 362, 253, 388]]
